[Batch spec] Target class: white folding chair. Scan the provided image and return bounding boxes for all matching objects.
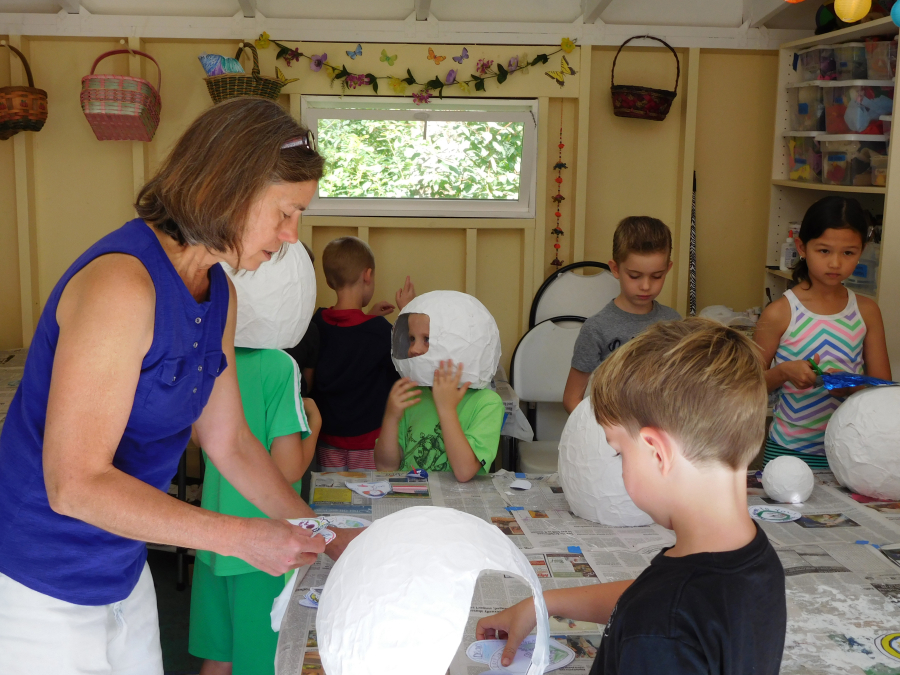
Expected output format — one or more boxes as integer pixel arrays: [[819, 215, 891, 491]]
[[510, 317, 585, 474], [529, 262, 620, 328]]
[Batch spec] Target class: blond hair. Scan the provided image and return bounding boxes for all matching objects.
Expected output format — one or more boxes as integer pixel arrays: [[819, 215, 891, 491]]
[[612, 216, 672, 264], [322, 237, 375, 290], [591, 318, 766, 469]]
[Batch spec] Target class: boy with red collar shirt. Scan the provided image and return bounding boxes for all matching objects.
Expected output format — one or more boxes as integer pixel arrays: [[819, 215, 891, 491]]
[[311, 236, 414, 471], [477, 319, 786, 675]]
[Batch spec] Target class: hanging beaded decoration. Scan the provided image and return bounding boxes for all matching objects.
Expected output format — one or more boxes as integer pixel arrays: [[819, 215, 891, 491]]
[[551, 106, 567, 269]]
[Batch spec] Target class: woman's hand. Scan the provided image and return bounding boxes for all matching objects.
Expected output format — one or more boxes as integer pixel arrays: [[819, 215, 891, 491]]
[[367, 301, 396, 317], [475, 599, 537, 667], [384, 378, 421, 422], [232, 518, 326, 576], [432, 360, 470, 415], [396, 276, 416, 311]]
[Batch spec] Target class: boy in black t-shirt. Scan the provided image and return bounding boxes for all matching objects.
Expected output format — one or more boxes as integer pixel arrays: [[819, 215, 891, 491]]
[[477, 318, 786, 675]]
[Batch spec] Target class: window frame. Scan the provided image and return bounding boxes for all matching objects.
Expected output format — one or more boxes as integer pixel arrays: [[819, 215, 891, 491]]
[[300, 95, 539, 219]]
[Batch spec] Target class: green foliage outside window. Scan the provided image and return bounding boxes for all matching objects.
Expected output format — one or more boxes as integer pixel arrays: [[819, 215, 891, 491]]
[[317, 118, 524, 200]]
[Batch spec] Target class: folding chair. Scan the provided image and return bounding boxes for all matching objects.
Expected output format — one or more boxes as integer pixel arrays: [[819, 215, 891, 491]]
[[529, 262, 619, 328]]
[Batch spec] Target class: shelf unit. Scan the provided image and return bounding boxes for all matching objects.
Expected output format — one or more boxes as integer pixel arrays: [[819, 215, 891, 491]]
[[766, 19, 899, 353]]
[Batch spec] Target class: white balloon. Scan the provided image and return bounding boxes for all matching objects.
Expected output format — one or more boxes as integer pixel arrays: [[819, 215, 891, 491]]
[[825, 387, 900, 500], [392, 291, 501, 389], [222, 242, 316, 350], [762, 456, 814, 504], [317, 506, 551, 675], [557, 398, 653, 527]]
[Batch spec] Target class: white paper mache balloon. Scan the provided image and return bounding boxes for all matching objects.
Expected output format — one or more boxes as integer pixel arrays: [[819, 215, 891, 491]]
[[317, 506, 550, 675], [761, 456, 814, 504], [222, 242, 316, 349], [557, 398, 653, 527], [391, 290, 501, 389], [825, 387, 900, 500]]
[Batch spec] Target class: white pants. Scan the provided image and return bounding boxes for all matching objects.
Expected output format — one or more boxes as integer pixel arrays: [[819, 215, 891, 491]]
[[0, 562, 164, 675]]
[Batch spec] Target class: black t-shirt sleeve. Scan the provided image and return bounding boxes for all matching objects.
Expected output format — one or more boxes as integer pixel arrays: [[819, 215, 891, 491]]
[[306, 322, 320, 367], [613, 636, 708, 675]]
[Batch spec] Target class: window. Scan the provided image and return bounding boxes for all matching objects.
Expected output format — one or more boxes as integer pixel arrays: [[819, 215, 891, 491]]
[[301, 96, 538, 218]]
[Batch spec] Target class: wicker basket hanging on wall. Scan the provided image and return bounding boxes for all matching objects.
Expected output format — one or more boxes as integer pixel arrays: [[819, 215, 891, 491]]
[[610, 35, 680, 122], [0, 43, 48, 141], [204, 42, 287, 104]]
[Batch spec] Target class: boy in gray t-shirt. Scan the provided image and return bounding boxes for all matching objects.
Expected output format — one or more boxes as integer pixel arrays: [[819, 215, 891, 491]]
[[563, 216, 681, 413]]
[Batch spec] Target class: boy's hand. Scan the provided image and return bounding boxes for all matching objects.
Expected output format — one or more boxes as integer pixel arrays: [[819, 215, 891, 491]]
[[780, 356, 819, 389], [475, 599, 537, 667], [432, 360, 470, 414], [385, 378, 421, 421], [367, 301, 396, 317], [396, 276, 416, 311]]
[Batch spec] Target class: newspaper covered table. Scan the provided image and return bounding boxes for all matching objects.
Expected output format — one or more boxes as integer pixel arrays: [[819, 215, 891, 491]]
[[276, 469, 900, 675]]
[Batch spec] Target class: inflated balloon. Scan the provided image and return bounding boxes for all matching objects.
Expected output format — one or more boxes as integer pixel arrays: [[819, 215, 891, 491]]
[[222, 242, 316, 349], [834, 0, 872, 22], [892, 0, 900, 26], [392, 291, 501, 389], [762, 456, 814, 504]]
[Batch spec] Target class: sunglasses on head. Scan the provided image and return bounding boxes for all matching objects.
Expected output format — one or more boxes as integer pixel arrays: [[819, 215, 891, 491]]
[[281, 129, 317, 152]]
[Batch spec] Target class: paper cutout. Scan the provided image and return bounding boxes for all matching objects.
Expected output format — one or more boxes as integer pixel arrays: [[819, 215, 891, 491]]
[[299, 587, 324, 608], [509, 479, 532, 491], [345, 481, 392, 498], [452, 47, 469, 64], [544, 55, 576, 88], [380, 49, 397, 66], [875, 632, 900, 662], [346, 44, 362, 59], [427, 47, 446, 65], [749, 505, 801, 522], [317, 506, 551, 675], [468, 635, 575, 672]]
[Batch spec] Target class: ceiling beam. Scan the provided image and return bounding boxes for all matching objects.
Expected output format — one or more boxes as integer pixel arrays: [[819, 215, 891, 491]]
[[415, 0, 431, 22], [58, 0, 80, 13], [582, 0, 613, 25], [237, 0, 257, 19], [745, 0, 790, 28]]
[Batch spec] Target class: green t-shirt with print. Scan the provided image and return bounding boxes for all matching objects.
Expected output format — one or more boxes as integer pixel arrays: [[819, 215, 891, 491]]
[[197, 348, 310, 576], [398, 387, 504, 475]]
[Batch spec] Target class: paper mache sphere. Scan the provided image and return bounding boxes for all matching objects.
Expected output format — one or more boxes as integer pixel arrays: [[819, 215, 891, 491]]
[[762, 456, 814, 504], [317, 506, 551, 675], [825, 387, 900, 500], [222, 242, 316, 349], [557, 398, 653, 527], [391, 290, 501, 389]]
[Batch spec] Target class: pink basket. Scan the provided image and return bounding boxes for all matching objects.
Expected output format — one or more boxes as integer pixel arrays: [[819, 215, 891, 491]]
[[80, 49, 161, 142]]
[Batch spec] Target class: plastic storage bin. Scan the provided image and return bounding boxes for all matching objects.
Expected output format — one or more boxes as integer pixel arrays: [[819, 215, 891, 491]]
[[845, 242, 879, 296], [788, 84, 825, 131], [865, 40, 895, 80], [798, 45, 836, 81], [821, 135, 887, 186], [786, 133, 823, 182], [881, 114, 892, 151], [870, 154, 888, 186], [834, 43, 868, 80], [823, 81, 894, 134]]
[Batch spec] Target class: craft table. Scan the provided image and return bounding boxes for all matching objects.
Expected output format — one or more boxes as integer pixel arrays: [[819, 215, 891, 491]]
[[276, 469, 900, 675]]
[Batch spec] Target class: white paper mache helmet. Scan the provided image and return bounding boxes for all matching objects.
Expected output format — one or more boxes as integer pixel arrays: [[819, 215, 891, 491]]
[[557, 398, 653, 527], [391, 290, 501, 389], [317, 506, 551, 675], [222, 242, 316, 349], [825, 387, 900, 500]]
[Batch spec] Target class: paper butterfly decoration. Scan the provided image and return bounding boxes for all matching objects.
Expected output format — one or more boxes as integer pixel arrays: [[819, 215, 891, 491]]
[[275, 66, 299, 85], [346, 44, 362, 59], [380, 49, 398, 66], [545, 55, 577, 88], [452, 47, 469, 64], [427, 47, 446, 65]]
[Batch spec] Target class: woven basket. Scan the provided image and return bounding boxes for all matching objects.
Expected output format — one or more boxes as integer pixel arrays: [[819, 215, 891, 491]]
[[81, 49, 161, 142], [611, 35, 680, 122], [0, 44, 48, 141], [204, 42, 286, 104]]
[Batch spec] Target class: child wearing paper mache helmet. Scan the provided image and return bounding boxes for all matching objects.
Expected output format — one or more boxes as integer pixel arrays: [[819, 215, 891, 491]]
[[478, 319, 786, 675], [374, 291, 505, 482]]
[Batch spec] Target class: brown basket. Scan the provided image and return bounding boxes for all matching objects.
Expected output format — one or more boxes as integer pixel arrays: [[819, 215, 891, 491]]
[[204, 42, 286, 104], [80, 49, 162, 142], [0, 43, 48, 141], [611, 35, 680, 122]]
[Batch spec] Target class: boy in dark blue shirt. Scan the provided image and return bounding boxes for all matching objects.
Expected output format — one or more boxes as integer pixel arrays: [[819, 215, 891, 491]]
[[477, 318, 786, 675]]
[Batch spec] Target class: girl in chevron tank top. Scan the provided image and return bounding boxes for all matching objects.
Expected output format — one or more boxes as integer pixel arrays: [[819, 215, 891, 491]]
[[755, 197, 891, 469]]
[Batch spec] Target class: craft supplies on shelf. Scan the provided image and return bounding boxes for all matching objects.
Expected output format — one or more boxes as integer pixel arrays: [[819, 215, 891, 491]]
[[881, 114, 892, 150], [786, 132, 823, 183], [788, 84, 825, 131], [610, 35, 679, 121], [845, 241, 880, 294], [821, 80, 894, 134], [834, 43, 868, 79], [798, 45, 837, 81], [780, 230, 800, 272], [871, 154, 889, 185], [865, 39, 897, 79], [0, 42, 48, 141], [820, 134, 888, 186], [80, 49, 161, 142]]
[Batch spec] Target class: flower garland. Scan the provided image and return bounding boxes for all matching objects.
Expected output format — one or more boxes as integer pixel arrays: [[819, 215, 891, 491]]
[[255, 32, 576, 104], [550, 106, 567, 269]]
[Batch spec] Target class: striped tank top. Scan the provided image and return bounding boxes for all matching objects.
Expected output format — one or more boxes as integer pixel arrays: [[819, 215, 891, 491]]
[[769, 289, 866, 458]]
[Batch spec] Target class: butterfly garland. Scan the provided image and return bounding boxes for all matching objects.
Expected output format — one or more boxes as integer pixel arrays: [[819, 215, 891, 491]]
[[261, 35, 578, 103]]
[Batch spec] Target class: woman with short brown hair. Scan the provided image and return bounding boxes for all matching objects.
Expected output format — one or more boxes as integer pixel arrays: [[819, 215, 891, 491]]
[[0, 98, 346, 673]]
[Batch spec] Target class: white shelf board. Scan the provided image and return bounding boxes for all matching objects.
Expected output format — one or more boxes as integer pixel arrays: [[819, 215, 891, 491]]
[[771, 179, 887, 194], [766, 267, 794, 281], [781, 16, 899, 51]]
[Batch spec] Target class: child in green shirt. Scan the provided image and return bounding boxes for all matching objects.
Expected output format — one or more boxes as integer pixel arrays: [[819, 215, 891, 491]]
[[375, 291, 505, 482]]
